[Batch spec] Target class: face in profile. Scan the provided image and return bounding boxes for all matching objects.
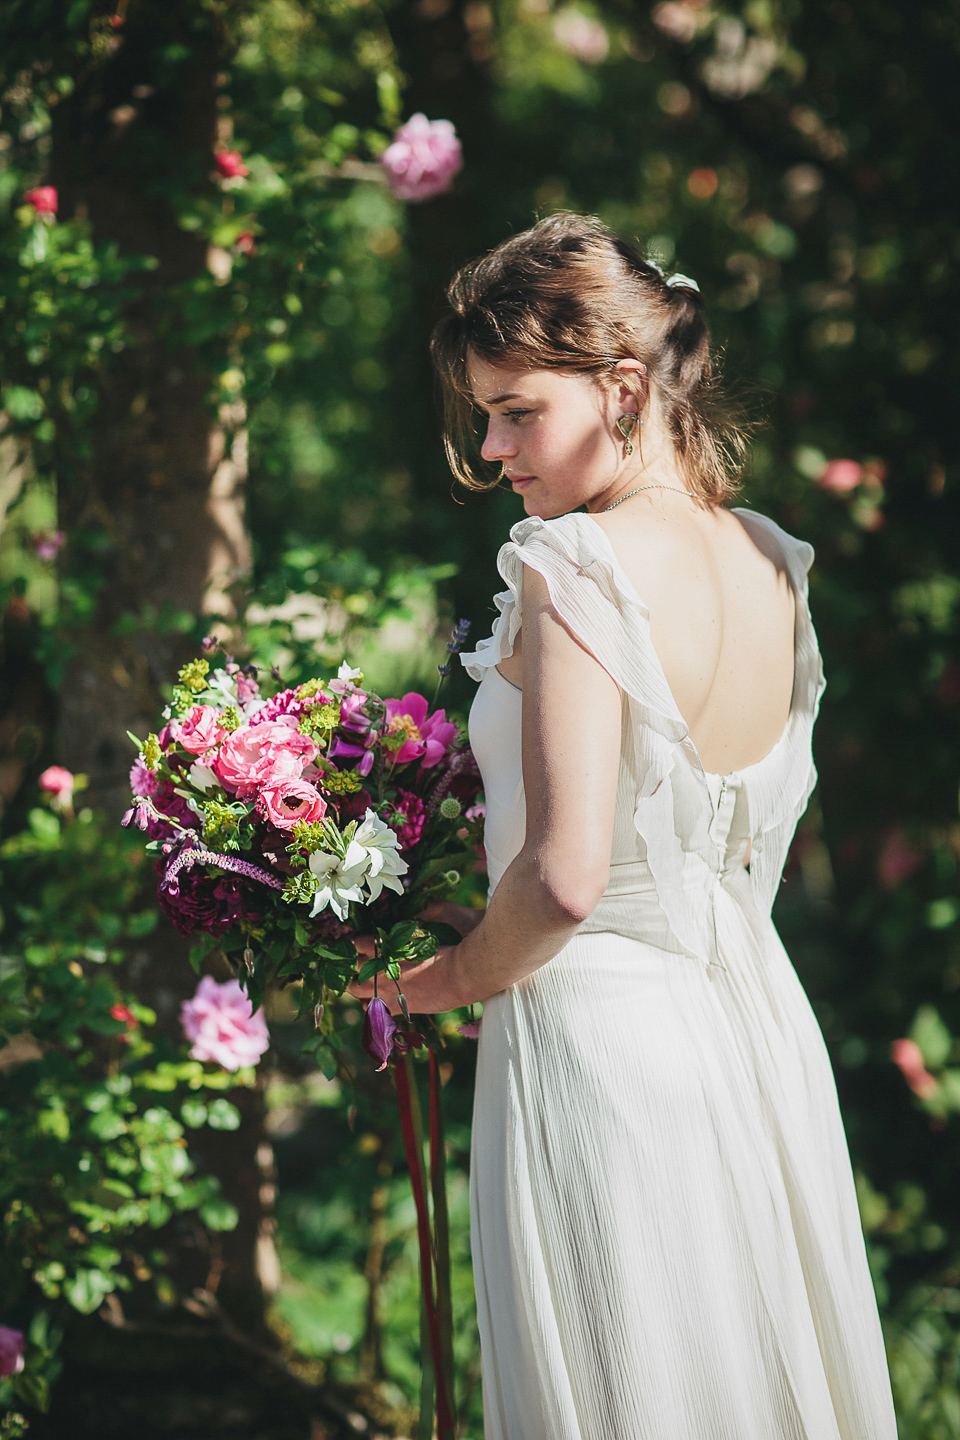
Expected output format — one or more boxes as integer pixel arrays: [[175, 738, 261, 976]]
[[468, 353, 630, 519]]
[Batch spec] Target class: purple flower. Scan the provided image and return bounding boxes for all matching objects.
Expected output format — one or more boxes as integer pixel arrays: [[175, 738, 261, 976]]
[[362, 997, 397, 1071], [380, 114, 462, 202], [457, 1020, 481, 1040], [180, 975, 269, 1071], [33, 529, 65, 561], [0, 1326, 25, 1377]]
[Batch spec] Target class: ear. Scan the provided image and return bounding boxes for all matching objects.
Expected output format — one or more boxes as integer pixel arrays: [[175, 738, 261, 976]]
[[610, 358, 647, 418]]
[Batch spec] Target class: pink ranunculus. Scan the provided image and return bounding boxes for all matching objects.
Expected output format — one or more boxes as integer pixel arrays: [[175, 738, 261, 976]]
[[877, 828, 924, 890], [215, 150, 249, 179], [0, 1326, 25, 1377], [130, 756, 159, 797], [553, 9, 609, 63], [213, 717, 317, 798], [891, 1038, 938, 1100], [258, 776, 327, 830], [380, 114, 462, 203], [33, 530, 65, 561], [178, 704, 228, 756], [384, 694, 457, 769], [39, 765, 74, 809], [24, 186, 58, 215], [180, 975, 269, 1071], [819, 459, 862, 493]]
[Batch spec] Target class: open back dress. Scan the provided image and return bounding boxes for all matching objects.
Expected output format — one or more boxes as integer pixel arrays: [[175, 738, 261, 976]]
[[460, 508, 898, 1440]]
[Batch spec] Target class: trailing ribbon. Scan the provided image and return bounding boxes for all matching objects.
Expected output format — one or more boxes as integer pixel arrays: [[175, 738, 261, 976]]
[[394, 1049, 457, 1440]]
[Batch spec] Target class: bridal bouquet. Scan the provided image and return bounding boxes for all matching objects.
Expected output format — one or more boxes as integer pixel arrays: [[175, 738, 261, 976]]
[[123, 631, 482, 1071]]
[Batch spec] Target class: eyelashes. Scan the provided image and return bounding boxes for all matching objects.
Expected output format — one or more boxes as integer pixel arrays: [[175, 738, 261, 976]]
[[505, 409, 531, 424]]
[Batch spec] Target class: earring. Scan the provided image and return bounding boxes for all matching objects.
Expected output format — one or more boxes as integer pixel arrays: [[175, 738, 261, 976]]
[[616, 413, 638, 456]]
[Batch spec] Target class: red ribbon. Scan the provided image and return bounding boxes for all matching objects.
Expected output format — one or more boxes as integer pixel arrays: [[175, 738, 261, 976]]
[[394, 1051, 456, 1438]]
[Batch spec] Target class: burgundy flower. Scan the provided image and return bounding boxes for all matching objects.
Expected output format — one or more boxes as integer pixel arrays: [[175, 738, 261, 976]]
[[155, 862, 260, 937], [384, 790, 426, 850], [362, 997, 397, 1072]]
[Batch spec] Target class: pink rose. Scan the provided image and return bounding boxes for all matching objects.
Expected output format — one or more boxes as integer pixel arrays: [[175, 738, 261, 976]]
[[891, 1038, 938, 1100], [39, 765, 74, 809], [180, 975, 269, 1071], [178, 705, 228, 756], [0, 1326, 25, 1376], [214, 718, 317, 797], [380, 114, 462, 202], [258, 776, 327, 830], [819, 459, 862, 493], [385, 693, 457, 768], [215, 150, 249, 179], [24, 186, 57, 215]]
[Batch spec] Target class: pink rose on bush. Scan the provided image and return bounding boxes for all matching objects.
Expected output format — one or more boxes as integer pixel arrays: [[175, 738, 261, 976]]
[[178, 704, 228, 755], [258, 776, 327, 830], [214, 150, 249, 179], [39, 765, 74, 809], [0, 1326, 25, 1376], [819, 459, 862, 493], [214, 718, 317, 797], [32, 530, 65, 561], [553, 9, 609, 63], [180, 975, 269, 1071], [891, 1038, 938, 1100], [385, 693, 457, 768], [380, 114, 462, 202], [24, 186, 57, 215]]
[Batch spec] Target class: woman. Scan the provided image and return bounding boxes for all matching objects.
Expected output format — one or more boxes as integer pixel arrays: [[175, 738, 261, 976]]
[[352, 213, 898, 1439]]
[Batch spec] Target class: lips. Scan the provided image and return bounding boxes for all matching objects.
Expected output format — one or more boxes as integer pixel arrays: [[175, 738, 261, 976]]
[[506, 472, 535, 487]]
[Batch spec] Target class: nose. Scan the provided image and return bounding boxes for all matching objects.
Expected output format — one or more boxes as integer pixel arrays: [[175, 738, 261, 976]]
[[480, 416, 518, 464]]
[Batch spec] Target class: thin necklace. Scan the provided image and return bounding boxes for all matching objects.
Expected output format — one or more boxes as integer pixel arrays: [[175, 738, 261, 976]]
[[603, 483, 696, 511]]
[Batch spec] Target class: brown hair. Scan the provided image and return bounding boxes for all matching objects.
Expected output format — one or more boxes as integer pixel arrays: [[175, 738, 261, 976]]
[[430, 212, 751, 505]]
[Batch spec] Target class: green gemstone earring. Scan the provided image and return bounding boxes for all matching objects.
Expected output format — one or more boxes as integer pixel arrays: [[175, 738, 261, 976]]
[[616, 413, 638, 456]]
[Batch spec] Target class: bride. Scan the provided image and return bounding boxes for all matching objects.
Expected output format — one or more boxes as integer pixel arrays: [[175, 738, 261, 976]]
[[352, 212, 898, 1439]]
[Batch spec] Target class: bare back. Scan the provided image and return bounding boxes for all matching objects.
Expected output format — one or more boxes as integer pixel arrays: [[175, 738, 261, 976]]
[[498, 502, 796, 776]]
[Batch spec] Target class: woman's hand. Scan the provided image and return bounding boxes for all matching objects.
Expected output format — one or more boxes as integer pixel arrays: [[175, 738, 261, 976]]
[[347, 945, 463, 1016]]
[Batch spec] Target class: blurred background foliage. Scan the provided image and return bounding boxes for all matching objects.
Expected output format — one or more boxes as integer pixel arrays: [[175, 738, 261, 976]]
[[1, 0, 959, 1435]]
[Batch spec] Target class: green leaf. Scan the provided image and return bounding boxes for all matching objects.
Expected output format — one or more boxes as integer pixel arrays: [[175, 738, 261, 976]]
[[63, 1267, 114, 1314], [200, 1196, 239, 1231], [910, 1006, 952, 1068], [206, 1098, 241, 1131], [180, 1099, 208, 1128]]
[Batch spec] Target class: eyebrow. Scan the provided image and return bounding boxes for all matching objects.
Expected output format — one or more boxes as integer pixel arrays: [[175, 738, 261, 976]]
[[474, 391, 522, 409]]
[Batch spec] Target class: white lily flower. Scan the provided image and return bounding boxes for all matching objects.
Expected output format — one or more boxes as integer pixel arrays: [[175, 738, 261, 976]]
[[337, 662, 364, 682], [188, 761, 219, 793], [308, 849, 368, 921], [343, 808, 409, 903]]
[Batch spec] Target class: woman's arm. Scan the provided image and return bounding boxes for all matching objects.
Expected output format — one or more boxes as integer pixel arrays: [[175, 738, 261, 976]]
[[349, 566, 622, 1014]]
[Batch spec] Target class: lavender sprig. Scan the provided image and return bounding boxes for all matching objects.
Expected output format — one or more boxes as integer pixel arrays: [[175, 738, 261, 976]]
[[433, 618, 471, 705]]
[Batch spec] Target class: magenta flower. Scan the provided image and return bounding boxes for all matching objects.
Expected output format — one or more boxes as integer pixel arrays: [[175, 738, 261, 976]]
[[24, 186, 57, 215], [362, 997, 397, 1071], [258, 776, 326, 830], [385, 694, 457, 769], [380, 114, 462, 202], [129, 756, 159, 797], [0, 1326, 25, 1377], [214, 150, 249, 179], [39, 764, 74, 809], [178, 704, 228, 756], [180, 975, 269, 1071], [32, 530, 65, 561]]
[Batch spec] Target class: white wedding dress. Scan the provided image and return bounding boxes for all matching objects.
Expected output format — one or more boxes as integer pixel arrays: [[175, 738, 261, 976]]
[[460, 509, 898, 1440]]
